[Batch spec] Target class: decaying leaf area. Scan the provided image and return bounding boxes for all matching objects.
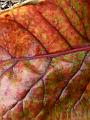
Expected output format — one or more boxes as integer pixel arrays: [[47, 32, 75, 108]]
[[0, 0, 90, 120]]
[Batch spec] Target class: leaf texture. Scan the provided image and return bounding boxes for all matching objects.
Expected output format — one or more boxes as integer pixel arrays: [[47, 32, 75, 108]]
[[0, 0, 90, 120]]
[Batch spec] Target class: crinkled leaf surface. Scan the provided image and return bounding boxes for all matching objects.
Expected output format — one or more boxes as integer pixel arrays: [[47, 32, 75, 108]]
[[0, 0, 90, 120]]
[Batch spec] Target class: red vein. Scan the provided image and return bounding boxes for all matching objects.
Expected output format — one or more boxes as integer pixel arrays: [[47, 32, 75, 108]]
[[13, 46, 90, 61]]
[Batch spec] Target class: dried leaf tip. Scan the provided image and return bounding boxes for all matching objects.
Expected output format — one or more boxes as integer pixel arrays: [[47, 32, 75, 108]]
[[20, 0, 45, 5], [13, 0, 45, 8]]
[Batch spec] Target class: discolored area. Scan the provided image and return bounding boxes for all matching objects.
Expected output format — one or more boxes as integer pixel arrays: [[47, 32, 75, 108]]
[[0, 18, 48, 58], [0, 0, 90, 120]]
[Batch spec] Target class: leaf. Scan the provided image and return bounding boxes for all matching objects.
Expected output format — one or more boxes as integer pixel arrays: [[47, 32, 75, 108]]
[[0, 0, 90, 120]]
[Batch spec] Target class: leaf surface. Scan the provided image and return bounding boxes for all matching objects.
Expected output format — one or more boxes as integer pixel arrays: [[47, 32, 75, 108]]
[[0, 0, 90, 120]]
